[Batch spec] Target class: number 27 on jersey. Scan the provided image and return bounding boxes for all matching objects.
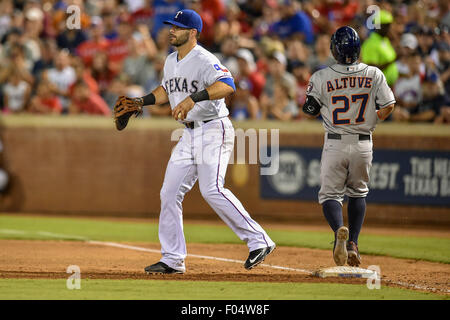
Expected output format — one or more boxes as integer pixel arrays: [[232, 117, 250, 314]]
[[331, 94, 369, 125]]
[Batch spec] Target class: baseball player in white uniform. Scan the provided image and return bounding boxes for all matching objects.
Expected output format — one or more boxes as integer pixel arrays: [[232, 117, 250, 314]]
[[116, 10, 275, 274], [302, 27, 395, 267]]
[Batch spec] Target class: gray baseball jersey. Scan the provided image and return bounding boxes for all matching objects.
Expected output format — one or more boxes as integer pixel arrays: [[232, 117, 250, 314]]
[[162, 44, 231, 121], [306, 63, 395, 135], [307, 63, 395, 204]]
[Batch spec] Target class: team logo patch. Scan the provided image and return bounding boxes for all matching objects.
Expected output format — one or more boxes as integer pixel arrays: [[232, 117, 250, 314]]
[[214, 64, 229, 72], [307, 105, 315, 112], [306, 82, 313, 94]]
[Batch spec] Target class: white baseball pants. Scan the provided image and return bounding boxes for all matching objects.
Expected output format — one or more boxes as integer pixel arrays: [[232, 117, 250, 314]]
[[158, 117, 275, 272]]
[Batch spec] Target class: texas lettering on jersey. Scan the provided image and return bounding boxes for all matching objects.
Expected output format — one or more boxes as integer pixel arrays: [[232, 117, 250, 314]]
[[161, 45, 233, 121], [164, 78, 198, 94]]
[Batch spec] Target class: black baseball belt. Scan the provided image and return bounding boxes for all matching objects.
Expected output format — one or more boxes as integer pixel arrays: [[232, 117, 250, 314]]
[[184, 119, 214, 129], [327, 133, 371, 141]]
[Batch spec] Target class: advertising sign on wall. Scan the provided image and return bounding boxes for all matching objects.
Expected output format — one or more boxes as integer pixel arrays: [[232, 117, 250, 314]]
[[260, 147, 450, 206]]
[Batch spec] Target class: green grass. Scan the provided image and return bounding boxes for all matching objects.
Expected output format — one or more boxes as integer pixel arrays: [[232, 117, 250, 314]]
[[0, 215, 449, 263], [0, 279, 445, 300]]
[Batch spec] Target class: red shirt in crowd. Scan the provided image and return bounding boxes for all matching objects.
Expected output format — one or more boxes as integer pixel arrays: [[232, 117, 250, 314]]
[[39, 97, 63, 113], [256, 59, 269, 76], [107, 39, 129, 64], [72, 93, 111, 115], [202, 0, 225, 21], [198, 10, 215, 46], [315, 0, 359, 28], [69, 71, 99, 96], [76, 39, 109, 66], [248, 71, 266, 99], [130, 7, 154, 26], [94, 69, 117, 94]]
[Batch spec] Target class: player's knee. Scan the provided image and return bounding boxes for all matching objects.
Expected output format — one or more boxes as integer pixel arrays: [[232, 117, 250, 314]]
[[319, 194, 344, 206], [160, 188, 169, 204], [199, 186, 220, 202], [160, 186, 180, 204]]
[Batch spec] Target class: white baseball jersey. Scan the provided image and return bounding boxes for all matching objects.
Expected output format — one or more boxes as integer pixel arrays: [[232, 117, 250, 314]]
[[162, 44, 232, 121], [156, 44, 274, 272], [307, 63, 395, 135]]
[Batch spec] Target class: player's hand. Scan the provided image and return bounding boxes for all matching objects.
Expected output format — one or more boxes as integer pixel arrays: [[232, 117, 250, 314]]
[[172, 96, 195, 121], [137, 24, 151, 39]]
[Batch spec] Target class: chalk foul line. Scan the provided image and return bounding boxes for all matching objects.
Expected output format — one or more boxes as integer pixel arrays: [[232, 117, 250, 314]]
[[87, 240, 312, 274], [88, 240, 449, 293], [0, 229, 447, 293]]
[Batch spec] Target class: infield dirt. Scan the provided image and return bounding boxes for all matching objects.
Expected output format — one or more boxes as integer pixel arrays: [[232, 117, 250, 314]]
[[0, 240, 448, 295]]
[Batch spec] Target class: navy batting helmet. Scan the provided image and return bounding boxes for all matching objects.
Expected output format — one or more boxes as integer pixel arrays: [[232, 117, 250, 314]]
[[330, 26, 360, 65]]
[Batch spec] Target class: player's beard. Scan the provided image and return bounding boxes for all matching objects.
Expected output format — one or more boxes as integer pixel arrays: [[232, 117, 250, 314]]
[[171, 31, 190, 47]]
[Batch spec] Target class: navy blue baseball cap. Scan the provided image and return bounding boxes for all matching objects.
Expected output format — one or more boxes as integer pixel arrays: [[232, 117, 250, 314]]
[[164, 9, 203, 33]]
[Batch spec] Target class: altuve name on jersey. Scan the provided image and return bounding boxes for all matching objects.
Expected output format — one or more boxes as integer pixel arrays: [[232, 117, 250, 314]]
[[165, 77, 199, 94], [327, 76, 373, 92]]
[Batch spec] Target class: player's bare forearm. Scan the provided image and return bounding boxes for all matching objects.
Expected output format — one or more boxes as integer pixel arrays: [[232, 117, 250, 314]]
[[205, 81, 235, 100], [376, 104, 395, 121], [150, 103, 172, 116]]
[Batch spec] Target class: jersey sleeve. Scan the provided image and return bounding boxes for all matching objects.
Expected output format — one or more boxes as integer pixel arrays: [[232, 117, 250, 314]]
[[201, 55, 234, 88], [374, 68, 396, 108], [306, 72, 323, 104]]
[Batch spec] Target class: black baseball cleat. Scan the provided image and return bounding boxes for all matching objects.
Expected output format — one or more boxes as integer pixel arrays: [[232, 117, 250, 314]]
[[144, 262, 184, 274], [333, 226, 349, 266], [244, 245, 276, 270], [347, 241, 361, 267]]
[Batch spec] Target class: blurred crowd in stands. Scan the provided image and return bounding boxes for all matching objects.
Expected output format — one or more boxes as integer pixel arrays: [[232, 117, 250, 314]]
[[0, 0, 448, 123]]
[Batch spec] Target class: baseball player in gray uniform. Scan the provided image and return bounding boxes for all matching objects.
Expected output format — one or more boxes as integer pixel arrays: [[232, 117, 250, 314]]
[[114, 10, 275, 274], [302, 27, 395, 267]]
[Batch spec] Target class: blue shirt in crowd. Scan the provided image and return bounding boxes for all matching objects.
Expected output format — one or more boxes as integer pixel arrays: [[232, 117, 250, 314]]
[[151, 0, 185, 38], [271, 11, 314, 44]]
